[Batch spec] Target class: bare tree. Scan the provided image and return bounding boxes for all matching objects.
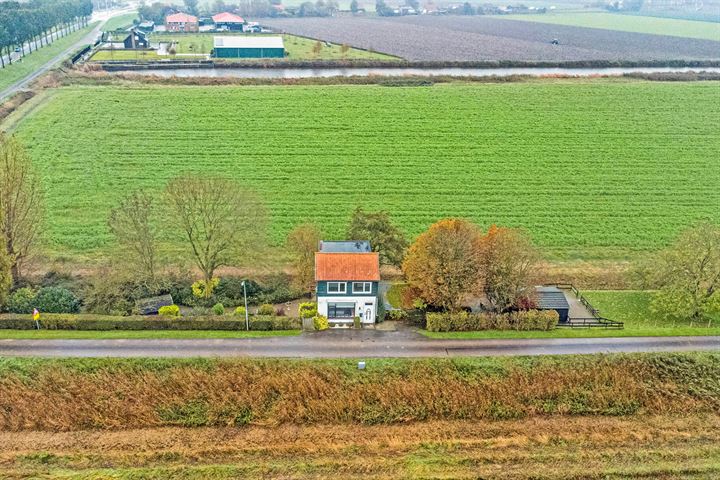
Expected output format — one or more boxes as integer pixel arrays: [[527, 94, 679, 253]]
[[108, 190, 157, 282], [287, 223, 322, 295], [165, 175, 266, 298], [0, 133, 42, 285]]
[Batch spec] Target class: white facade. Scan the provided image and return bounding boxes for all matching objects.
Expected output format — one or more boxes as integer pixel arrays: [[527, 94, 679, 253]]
[[317, 296, 377, 324]]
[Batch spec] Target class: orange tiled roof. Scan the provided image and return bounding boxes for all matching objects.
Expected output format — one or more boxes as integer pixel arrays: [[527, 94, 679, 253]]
[[166, 13, 198, 23], [315, 252, 380, 281], [212, 12, 245, 23]]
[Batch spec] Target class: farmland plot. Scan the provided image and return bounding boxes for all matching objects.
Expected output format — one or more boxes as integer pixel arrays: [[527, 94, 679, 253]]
[[266, 16, 720, 61], [11, 81, 720, 259]]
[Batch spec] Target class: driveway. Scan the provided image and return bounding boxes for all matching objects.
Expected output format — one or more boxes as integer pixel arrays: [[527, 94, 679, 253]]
[[1, 329, 718, 358]]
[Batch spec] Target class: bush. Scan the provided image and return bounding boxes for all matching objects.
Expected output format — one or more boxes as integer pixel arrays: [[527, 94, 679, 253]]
[[353, 316, 361, 329], [313, 315, 329, 331], [215, 277, 261, 305], [158, 305, 180, 317], [257, 304, 275, 316], [425, 310, 558, 332], [6, 288, 36, 314], [192, 278, 220, 299], [234, 306, 247, 316], [0, 313, 300, 331], [386, 309, 408, 321], [299, 302, 317, 318], [212, 303, 225, 315], [33, 287, 80, 314]]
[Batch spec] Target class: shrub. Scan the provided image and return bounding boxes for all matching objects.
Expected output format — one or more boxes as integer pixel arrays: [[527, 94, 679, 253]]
[[234, 306, 247, 316], [158, 305, 180, 317], [353, 316, 361, 329], [275, 307, 286, 316], [249, 315, 300, 331], [6, 288, 36, 314], [212, 303, 225, 315], [313, 315, 329, 331], [215, 277, 262, 304], [33, 287, 80, 314], [299, 302, 318, 318], [386, 309, 408, 321], [257, 304, 275, 316], [425, 310, 558, 332], [192, 278, 220, 299]]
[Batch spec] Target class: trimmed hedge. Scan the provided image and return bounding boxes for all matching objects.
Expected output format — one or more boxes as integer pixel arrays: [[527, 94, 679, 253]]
[[0, 314, 300, 331], [426, 310, 558, 332]]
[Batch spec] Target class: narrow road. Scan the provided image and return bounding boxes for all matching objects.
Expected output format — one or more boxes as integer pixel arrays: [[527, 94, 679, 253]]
[[0, 6, 134, 102], [1, 331, 718, 358]]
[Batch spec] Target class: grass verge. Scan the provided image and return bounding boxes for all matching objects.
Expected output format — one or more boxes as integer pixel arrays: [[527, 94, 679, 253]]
[[421, 326, 720, 339], [0, 329, 300, 339], [0, 24, 96, 93]]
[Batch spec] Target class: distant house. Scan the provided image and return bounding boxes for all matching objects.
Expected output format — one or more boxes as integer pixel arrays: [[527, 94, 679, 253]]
[[137, 20, 155, 33], [315, 241, 380, 326], [535, 286, 570, 323], [165, 12, 199, 32], [212, 12, 246, 31], [122, 29, 150, 49], [213, 35, 285, 58]]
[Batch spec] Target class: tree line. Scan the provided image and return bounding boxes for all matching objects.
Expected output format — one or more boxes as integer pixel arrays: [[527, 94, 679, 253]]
[[0, 0, 93, 69]]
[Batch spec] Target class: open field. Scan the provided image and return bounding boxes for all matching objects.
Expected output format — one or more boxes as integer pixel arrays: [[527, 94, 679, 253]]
[[0, 25, 96, 93], [9, 80, 720, 260], [501, 12, 720, 41], [90, 33, 396, 61], [267, 16, 720, 61], [2, 415, 719, 478]]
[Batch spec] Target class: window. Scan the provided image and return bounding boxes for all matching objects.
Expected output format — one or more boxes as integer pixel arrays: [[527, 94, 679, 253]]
[[353, 282, 372, 294], [328, 302, 355, 319], [327, 282, 346, 294]]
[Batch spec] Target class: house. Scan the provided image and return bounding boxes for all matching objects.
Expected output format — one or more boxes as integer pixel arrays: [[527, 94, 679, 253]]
[[315, 242, 380, 326], [535, 286, 570, 323], [212, 12, 246, 31], [165, 12, 199, 32], [213, 36, 285, 58], [122, 29, 150, 49]]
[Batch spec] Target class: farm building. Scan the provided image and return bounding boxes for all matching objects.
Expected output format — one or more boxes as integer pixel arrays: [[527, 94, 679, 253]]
[[535, 286, 570, 323], [212, 12, 246, 31], [165, 13, 199, 32], [213, 36, 285, 58], [137, 21, 155, 33], [122, 29, 150, 49]]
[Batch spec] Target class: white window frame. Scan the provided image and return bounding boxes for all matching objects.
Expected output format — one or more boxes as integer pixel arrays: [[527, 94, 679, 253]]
[[327, 282, 347, 294], [352, 282, 372, 294]]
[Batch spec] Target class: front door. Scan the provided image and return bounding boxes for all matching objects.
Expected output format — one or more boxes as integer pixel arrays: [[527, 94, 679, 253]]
[[364, 306, 374, 323]]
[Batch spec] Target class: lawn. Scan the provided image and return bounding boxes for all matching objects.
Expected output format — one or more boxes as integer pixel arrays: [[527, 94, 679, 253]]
[[422, 290, 720, 339], [102, 12, 139, 32], [90, 48, 161, 61], [0, 24, 96, 93], [0, 329, 300, 339], [10, 81, 720, 260], [503, 12, 720, 41]]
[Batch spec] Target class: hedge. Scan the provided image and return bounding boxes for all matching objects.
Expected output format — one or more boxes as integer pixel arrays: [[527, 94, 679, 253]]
[[426, 310, 558, 332], [0, 314, 300, 331]]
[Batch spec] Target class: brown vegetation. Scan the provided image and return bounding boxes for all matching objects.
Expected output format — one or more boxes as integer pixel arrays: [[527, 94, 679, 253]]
[[1, 415, 719, 478], [0, 354, 718, 432]]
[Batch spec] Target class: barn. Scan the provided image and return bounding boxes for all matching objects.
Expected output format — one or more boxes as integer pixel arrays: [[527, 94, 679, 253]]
[[213, 36, 285, 58], [122, 29, 150, 49], [212, 12, 246, 31], [535, 286, 570, 323]]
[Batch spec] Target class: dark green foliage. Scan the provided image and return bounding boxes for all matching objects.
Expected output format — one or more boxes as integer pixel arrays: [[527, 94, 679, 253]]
[[6, 287, 35, 314], [0, 314, 300, 331], [33, 287, 80, 314], [212, 303, 225, 315], [257, 304, 275, 316], [347, 207, 408, 266], [426, 310, 558, 332]]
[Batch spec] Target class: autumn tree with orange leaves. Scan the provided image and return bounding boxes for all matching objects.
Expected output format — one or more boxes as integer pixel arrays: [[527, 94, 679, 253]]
[[479, 225, 540, 313], [402, 219, 482, 311]]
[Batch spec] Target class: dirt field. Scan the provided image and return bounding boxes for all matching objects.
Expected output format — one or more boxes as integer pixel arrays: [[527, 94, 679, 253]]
[[266, 16, 720, 61], [2, 415, 719, 478]]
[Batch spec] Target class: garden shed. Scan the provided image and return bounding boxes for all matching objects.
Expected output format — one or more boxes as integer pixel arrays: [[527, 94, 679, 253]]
[[535, 286, 570, 323], [213, 36, 285, 58]]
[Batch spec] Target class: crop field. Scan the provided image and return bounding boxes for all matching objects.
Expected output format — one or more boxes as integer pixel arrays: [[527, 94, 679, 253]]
[[90, 33, 395, 61], [9, 80, 720, 260], [266, 16, 720, 61], [501, 12, 720, 41]]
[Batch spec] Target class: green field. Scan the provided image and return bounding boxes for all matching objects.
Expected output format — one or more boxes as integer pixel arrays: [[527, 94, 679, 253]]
[[10, 81, 720, 260], [0, 24, 96, 93], [91, 33, 395, 61], [102, 12, 139, 32], [503, 12, 720, 41]]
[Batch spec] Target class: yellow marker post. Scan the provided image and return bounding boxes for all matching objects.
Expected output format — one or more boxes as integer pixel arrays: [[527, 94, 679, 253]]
[[33, 308, 40, 330]]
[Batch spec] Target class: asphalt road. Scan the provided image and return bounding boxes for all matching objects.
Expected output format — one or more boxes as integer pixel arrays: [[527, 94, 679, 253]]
[[1, 330, 718, 358]]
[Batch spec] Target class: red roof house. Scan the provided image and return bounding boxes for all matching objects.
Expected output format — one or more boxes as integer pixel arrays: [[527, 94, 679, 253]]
[[165, 13, 199, 32], [315, 252, 381, 282]]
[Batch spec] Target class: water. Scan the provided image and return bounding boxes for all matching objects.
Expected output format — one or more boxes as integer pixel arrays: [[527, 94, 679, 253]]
[[107, 66, 720, 79]]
